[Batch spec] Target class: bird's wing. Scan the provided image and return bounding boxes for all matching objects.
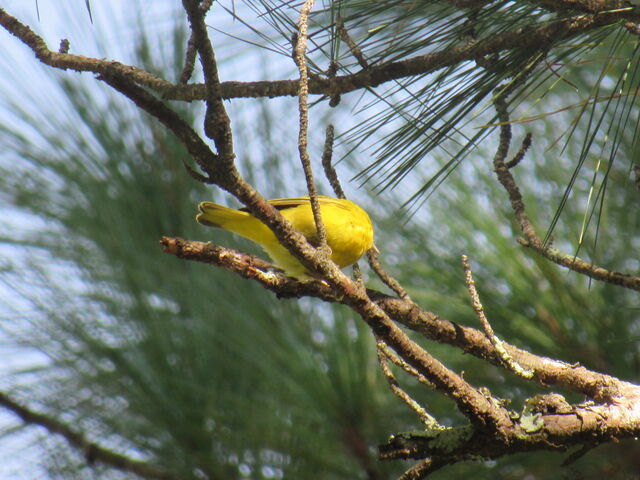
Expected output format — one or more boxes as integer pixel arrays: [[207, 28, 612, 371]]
[[266, 196, 346, 211]]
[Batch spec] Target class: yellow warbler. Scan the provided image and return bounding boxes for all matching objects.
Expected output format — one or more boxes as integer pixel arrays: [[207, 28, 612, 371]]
[[196, 196, 375, 279]]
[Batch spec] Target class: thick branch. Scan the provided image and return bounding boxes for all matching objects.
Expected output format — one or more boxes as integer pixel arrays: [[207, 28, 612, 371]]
[[160, 237, 514, 435], [0, 392, 179, 480], [380, 387, 640, 461], [160, 237, 626, 402], [369, 294, 624, 401], [164, 8, 639, 100], [2, 8, 638, 103], [160, 238, 640, 470]]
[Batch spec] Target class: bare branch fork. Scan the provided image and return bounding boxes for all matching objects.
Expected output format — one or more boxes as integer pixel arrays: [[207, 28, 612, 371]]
[[3, 2, 640, 479], [492, 89, 640, 292]]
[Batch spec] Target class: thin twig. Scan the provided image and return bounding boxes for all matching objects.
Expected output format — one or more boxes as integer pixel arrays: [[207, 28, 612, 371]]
[[321, 125, 345, 199], [322, 122, 408, 297], [322, 125, 407, 297], [367, 250, 411, 300], [58, 38, 69, 54], [327, 59, 341, 107], [561, 442, 599, 466], [398, 458, 451, 480], [295, 0, 328, 254], [351, 261, 363, 283], [0, 392, 180, 480], [462, 255, 534, 379], [321, 125, 362, 280], [336, 16, 369, 68], [516, 240, 640, 291], [178, 30, 197, 84], [199, 0, 214, 11], [378, 342, 435, 390], [319, 125, 406, 294], [493, 93, 546, 243], [377, 342, 440, 428], [505, 132, 532, 169], [493, 91, 640, 292], [182, 0, 234, 161]]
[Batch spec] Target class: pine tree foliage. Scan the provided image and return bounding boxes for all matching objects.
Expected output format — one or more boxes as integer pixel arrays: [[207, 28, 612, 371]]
[[0, 1, 639, 479]]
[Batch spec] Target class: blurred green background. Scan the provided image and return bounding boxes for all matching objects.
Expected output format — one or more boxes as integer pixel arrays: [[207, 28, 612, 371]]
[[1, 1, 639, 479]]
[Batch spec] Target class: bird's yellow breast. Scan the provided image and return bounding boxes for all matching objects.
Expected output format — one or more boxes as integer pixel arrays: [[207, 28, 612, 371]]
[[278, 198, 373, 268]]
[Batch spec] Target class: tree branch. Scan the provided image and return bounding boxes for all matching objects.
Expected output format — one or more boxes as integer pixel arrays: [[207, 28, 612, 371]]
[[294, 0, 328, 253], [377, 341, 440, 428], [7, 2, 640, 474], [160, 236, 627, 402], [164, 234, 640, 462], [0, 9, 174, 91], [159, 237, 514, 435], [462, 254, 534, 378], [177, 30, 197, 84], [2, 7, 638, 103], [530, 0, 630, 14], [492, 91, 640, 292], [0, 392, 180, 480], [380, 387, 640, 461], [398, 458, 451, 480], [182, 0, 234, 160]]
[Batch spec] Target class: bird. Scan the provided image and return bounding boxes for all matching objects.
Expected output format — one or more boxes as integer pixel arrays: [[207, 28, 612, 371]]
[[196, 196, 375, 279]]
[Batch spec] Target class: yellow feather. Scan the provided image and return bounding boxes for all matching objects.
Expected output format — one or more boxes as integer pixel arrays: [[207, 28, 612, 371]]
[[196, 196, 375, 279]]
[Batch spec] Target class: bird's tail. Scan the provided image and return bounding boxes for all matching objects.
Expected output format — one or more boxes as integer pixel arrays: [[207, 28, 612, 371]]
[[196, 202, 272, 246], [196, 202, 250, 229]]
